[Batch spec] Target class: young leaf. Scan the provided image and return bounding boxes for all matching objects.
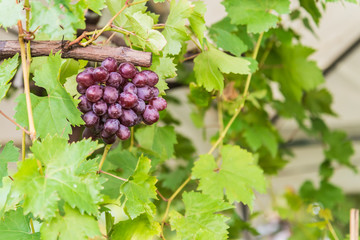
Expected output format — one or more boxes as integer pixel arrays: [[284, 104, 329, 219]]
[[194, 47, 250, 92], [121, 155, 158, 219], [0, 54, 19, 103], [126, 11, 166, 54], [0, 0, 24, 28], [135, 125, 177, 164], [0, 141, 19, 187], [40, 204, 101, 240], [243, 125, 278, 157], [324, 130, 355, 168], [192, 145, 266, 210], [0, 208, 40, 240], [111, 213, 161, 239], [169, 192, 233, 240], [222, 0, 290, 33], [14, 53, 84, 139], [162, 0, 192, 55], [189, 1, 207, 45], [13, 136, 101, 219]]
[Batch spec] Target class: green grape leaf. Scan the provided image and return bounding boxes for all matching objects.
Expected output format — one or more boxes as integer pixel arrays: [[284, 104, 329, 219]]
[[169, 192, 233, 240], [299, 180, 344, 209], [189, 1, 207, 45], [150, 56, 177, 94], [121, 155, 158, 219], [243, 125, 278, 157], [106, 0, 148, 28], [324, 130, 355, 168], [192, 145, 266, 209], [31, 0, 105, 39], [0, 54, 19, 103], [86, 0, 106, 15], [303, 89, 335, 116], [300, 0, 321, 25], [194, 47, 250, 92], [135, 125, 177, 164], [209, 28, 248, 56], [40, 204, 101, 240], [0, 141, 19, 187], [0, 177, 21, 217], [0, 208, 40, 240], [13, 136, 101, 219], [272, 44, 324, 102], [222, 0, 290, 33], [111, 213, 161, 239], [126, 11, 166, 54], [14, 53, 84, 139], [0, 0, 24, 28], [188, 83, 212, 107], [162, 0, 192, 55]]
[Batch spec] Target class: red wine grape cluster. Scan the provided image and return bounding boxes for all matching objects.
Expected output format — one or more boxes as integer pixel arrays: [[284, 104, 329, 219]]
[[76, 57, 167, 144]]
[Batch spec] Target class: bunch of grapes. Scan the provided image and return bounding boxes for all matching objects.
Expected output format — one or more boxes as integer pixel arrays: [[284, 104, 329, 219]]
[[76, 57, 167, 144]]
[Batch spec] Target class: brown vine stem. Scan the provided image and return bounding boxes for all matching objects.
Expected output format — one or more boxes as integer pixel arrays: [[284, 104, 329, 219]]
[[79, 0, 148, 47], [99, 170, 127, 182], [0, 110, 30, 135], [156, 189, 168, 202], [160, 33, 265, 237], [208, 32, 264, 155], [98, 144, 112, 173]]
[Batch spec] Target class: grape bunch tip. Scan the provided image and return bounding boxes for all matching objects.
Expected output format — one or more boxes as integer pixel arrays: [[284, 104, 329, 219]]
[[76, 57, 167, 144]]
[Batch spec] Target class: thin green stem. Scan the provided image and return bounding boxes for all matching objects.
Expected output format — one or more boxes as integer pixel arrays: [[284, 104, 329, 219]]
[[217, 93, 224, 152], [17, 21, 36, 141], [24, 0, 30, 32], [161, 176, 191, 231], [98, 144, 112, 172], [327, 220, 339, 240], [208, 32, 264, 155], [129, 127, 134, 151], [99, 170, 127, 182]]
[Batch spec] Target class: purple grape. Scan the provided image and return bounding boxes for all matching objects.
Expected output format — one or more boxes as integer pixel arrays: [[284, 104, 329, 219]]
[[108, 103, 123, 119], [132, 72, 147, 87], [76, 71, 94, 87], [142, 70, 159, 87], [151, 87, 159, 99], [104, 119, 120, 134], [120, 109, 138, 127], [101, 57, 118, 73], [101, 129, 114, 139], [93, 67, 109, 83], [143, 105, 159, 125], [123, 82, 137, 94], [93, 122, 104, 134], [119, 92, 138, 109], [82, 127, 96, 139], [149, 97, 167, 111], [78, 95, 92, 113], [92, 100, 108, 116], [83, 67, 95, 73], [132, 99, 146, 114], [77, 83, 87, 94], [118, 62, 137, 79], [102, 134, 117, 144], [137, 85, 154, 101], [103, 86, 119, 104], [86, 85, 103, 102], [82, 111, 99, 127], [101, 113, 109, 123], [116, 124, 131, 140], [107, 72, 125, 89]]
